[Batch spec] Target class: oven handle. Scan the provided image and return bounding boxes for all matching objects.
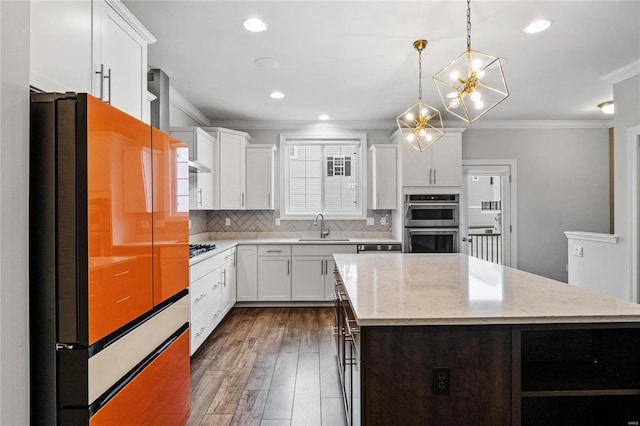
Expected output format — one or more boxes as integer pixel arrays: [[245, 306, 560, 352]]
[[406, 227, 460, 234]]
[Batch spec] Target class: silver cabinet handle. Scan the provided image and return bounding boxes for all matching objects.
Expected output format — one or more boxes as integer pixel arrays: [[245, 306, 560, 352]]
[[195, 325, 207, 337], [233, 251, 236, 267], [325, 259, 328, 275], [194, 293, 206, 302], [287, 259, 290, 275], [222, 270, 226, 287], [429, 168, 433, 185], [198, 188, 203, 206], [95, 64, 105, 101], [434, 168, 437, 184], [377, 192, 380, 209], [241, 192, 245, 207], [321, 259, 324, 275], [266, 249, 282, 253], [268, 191, 271, 207], [105, 68, 112, 104]]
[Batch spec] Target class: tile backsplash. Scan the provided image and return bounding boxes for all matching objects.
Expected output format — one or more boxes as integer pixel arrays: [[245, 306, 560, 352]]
[[189, 209, 392, 237]]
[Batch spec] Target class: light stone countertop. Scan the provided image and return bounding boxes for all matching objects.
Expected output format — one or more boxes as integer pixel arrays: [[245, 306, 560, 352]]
[[188, 236, 401, 266], [333, 253, 640, 326]]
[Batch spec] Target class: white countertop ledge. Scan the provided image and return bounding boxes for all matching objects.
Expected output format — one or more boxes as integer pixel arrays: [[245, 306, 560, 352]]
[[564, 231, 618, 244], [333, 253, 640, 326]]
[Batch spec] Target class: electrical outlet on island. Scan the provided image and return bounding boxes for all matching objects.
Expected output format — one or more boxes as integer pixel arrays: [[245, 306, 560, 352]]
[[225, 218, 231, 226], [366, 217, 374, 226]]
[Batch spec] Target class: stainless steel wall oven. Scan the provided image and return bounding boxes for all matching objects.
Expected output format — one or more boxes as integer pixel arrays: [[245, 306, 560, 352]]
[[404, 194, 460, 253]]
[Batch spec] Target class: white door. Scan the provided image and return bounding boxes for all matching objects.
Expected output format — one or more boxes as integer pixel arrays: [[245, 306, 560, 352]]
[[460, 162, 517, 267]]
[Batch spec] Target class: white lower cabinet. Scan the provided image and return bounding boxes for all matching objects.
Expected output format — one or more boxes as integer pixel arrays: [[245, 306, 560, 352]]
[[291, 256, 325, 301], [189, 246, 236, 356], [221, 247, 236, 312], [257, 245, 292, 301], [292, 245, 357, 302], [236, 245, 258, 302]]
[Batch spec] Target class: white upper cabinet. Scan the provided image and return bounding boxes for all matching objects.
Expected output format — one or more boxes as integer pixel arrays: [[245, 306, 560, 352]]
[[394, 131, 463, 187], [171, 127, 216, 210], [30, 1, 93, 94], [30, 0, 155, 121], [246, 145, 277, 210], [92, 0, 155, 120], [370, 144, 397, 210], [205, 127, 252, 210]]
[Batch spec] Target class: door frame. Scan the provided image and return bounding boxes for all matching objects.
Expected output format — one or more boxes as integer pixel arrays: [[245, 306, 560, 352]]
[[461, 159, 518, 268], [627, 125, 640, 303]]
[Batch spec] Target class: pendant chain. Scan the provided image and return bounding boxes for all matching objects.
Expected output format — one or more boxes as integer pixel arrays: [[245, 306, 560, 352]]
[[466, 0, 472, 48], [418, 49, 423, 101]]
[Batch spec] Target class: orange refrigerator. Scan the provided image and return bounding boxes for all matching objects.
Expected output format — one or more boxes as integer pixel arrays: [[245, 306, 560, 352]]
[[30, 93, 190, 425]]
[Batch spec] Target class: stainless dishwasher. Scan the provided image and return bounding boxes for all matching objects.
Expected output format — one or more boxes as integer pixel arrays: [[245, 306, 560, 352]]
[[357, 244, 402, 253]]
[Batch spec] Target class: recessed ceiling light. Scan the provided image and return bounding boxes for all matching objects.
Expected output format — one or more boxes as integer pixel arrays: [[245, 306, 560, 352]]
[[598, 101, 614, 115], [524, 19, 552, 34], [243, 18, 268, 33], [254, 57, 280, 69], [318, 114, 330, 120], [270, 91, 285, 99]]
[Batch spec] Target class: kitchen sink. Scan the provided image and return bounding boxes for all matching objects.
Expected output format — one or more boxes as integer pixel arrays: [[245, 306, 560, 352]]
[[298, 238, 350, 242]]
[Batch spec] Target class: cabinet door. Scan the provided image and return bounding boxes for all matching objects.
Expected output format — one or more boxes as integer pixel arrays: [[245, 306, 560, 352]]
[[246, 147, 275, 210], [400, 140, 433, 186], [431, 134, 462, 186], [292, 256, 325, 301], [371, 145, 397, 209], [194, 136, 215, 210], [258, 257, 291, 301], [236, 245, 258, 302], [324, 257, 337, 301], [93, 0, 147, 120], [219, 132, 246, 210], [30, 1, 92, 93], [220, 249, 236, 313]]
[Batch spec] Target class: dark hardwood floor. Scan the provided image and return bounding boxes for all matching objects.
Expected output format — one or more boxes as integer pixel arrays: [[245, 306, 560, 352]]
[[187, 307, 347, 426]]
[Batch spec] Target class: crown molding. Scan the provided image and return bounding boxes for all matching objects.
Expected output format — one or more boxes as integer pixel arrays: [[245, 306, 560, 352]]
[[457, 119, 613, 129], [105, 0, 157, 44], [601, 60, 640, 85], [169, 87, 211, 127], [205, 119, 612, 131]]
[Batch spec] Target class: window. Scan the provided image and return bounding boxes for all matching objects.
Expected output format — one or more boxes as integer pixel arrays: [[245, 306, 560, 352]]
[[281, 133, 367, 219]]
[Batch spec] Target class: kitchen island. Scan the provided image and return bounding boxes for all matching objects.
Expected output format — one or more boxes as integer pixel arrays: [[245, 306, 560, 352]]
[[332, 253, 640, 426]]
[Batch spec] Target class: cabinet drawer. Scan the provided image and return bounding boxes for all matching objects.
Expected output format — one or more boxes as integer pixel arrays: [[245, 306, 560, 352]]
[[190, 306, 213, 355], [189, 271, 221, 319], [190, 253, 222, 282], [292, 244, 357, 256], [221, 247, 236, 264], [258, 245, 291, 256]]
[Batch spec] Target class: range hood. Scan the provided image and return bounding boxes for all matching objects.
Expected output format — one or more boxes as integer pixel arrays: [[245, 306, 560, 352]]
[[188, 160, 211, 174]]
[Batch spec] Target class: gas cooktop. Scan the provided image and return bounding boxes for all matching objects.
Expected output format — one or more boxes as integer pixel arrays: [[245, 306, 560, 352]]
[[189, 243, 216, 259]]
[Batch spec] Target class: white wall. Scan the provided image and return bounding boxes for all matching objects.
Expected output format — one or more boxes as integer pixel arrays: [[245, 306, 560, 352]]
[[0, 1, 30, 424], [462, 127, 610, 282], [613, 74, 640, 300]]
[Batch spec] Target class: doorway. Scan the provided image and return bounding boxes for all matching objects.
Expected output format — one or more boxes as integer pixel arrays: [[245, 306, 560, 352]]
[[460, 160, 517, 268]]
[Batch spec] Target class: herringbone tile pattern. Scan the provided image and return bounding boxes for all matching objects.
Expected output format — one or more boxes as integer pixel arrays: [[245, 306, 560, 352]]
[[205, 210, 391, 233]]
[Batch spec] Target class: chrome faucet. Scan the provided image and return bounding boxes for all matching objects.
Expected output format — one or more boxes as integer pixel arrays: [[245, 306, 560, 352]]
[[314, 213, 330, 239]]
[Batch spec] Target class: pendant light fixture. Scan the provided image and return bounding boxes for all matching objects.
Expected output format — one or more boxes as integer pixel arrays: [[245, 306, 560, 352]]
[[396, 39, 445, 152], [433, 0, 509, 124]]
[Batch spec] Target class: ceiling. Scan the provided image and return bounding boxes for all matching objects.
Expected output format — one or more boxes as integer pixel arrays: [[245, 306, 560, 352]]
[[124, 1, 640, 127]]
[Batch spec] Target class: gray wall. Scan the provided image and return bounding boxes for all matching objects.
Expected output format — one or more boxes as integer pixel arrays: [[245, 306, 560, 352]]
[[0, 1, 30, 423], [463, 128, 610, 281]]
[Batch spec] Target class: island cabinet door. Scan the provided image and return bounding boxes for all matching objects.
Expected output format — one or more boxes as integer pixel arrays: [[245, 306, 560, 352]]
[[362, 325, 512, 426]]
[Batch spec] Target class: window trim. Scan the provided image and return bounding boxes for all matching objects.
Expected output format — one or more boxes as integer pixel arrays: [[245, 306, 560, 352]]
[[279, 132, 368, 220]]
